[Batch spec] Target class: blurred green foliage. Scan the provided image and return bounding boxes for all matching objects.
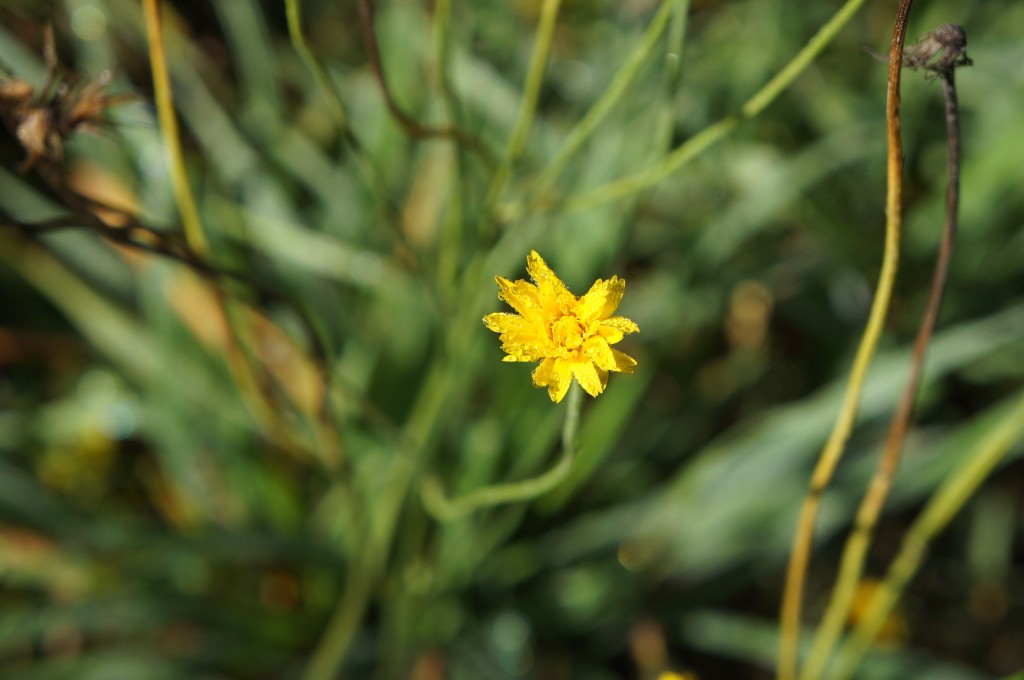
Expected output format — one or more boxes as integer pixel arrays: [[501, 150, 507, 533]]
[[0, 1, 1022, 679]]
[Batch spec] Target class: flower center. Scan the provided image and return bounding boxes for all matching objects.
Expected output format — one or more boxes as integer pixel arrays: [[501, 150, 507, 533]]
[[552, 315, 586, 350]]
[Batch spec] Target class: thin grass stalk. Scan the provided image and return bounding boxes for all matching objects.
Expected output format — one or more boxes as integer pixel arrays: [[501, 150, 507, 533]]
[[561, 0, 869, 216], [142, 0, 208, 255], [829, 390, 1024, 680], [777, 2, 913, 678], [145, 0, 313, 461], [484, 0, 563, 216], [421, 382, 582, 520], [653, 0, 692, 154]]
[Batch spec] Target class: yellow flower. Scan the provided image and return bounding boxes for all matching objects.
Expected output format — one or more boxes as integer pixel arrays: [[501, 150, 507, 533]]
[[484, 250, 639, 403]]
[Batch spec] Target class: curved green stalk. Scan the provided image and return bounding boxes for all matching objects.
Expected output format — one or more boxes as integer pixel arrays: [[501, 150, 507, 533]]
[[422, 383, 582, 521], [561, 0, 869, 215], [829, 390, 1024, 680]]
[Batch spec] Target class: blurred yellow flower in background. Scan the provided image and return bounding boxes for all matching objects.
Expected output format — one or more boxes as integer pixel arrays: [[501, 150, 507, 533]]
[[484, 250, 638, 402]]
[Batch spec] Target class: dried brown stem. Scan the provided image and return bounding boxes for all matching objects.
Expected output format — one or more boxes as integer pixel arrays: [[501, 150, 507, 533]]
[[812, 39, 964, 678], [797, 18, 971, 680], [778, 2, 915, 678], [356, 0, 489, 162]]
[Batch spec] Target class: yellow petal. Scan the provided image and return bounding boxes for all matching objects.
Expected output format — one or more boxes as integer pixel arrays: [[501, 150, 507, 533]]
[[485, 312, 546, 361], [532, 357, 556, 386], [502, 353, 537, 362], [483, 312, 525, 334], [576, 278, 608, 321], [598, 316, 639, 344], [578, 275, 625, 322], [487, 253, 638, 400], [496, 276, 542, 320], [533, 357, 572, 403], [527, 251, 571, 300], [501, 336, 547, 360], [571, 359, 604, 397], [601, 277, 626, 319], [610, 348, 637, 373], [583, 336, 616, 372], [552, 360, 573, 402]]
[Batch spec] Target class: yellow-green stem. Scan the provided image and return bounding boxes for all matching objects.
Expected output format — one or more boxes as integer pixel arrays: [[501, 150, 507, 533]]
[[143, 0, 299, 453], [790, 2, 913, 675], [829, 391, 1024, 680], [778, 2, 912, 678], [142, 0, 209, 255]]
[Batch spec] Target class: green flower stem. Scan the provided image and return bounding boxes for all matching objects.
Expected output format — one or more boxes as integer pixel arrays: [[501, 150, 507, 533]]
[[484, 0, 563, 216], [529, 0, 681, 202], [142, 0, 208, 255], [829, 390, 1024, 680], [561, 0, 869, 215], [779, 2, 912, 677], [422, 382, 582, 521]]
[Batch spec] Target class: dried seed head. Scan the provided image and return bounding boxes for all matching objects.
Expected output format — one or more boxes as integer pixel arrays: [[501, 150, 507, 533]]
[[903, 23, 972, 73], [1, 28, 131, 173], [16, 107, 62, 171], [934, 23, 967, 52], [0, 78, 34, 103]]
